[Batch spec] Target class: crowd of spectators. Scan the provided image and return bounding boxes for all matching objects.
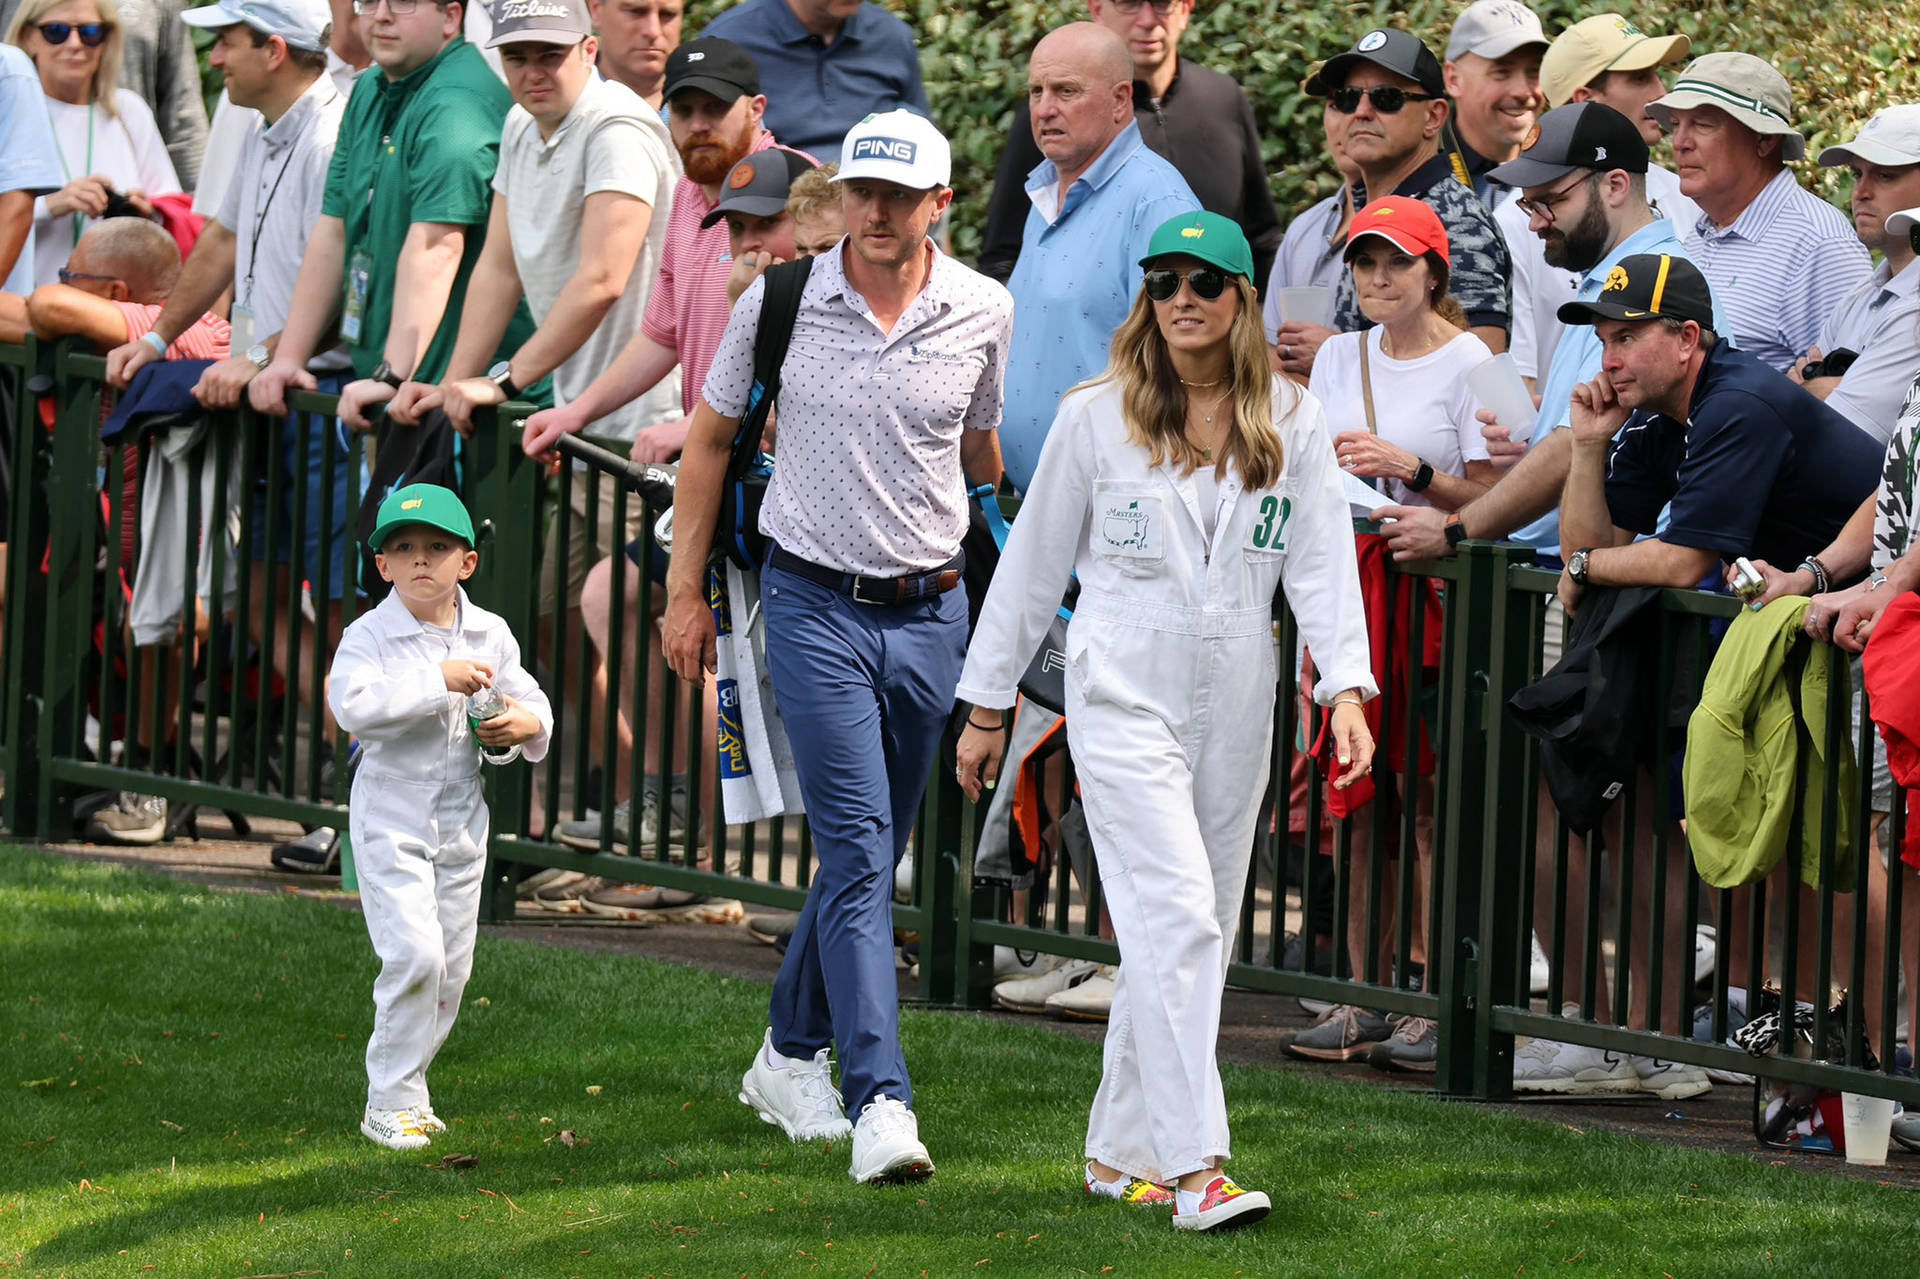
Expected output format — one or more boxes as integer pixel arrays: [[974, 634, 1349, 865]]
[[0, 0, 1916, 1131]]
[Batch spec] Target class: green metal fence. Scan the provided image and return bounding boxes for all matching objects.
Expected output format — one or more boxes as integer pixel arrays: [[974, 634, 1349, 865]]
[[1, 341, 1911, 1118]]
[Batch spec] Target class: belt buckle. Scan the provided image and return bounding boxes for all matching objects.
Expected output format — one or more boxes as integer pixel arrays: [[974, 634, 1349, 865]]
[[852, 576, 895, 606]]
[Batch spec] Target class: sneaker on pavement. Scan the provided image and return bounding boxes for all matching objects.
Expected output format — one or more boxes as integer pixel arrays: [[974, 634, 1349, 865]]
[[581, 883, 743, 924], [1172, 1174, 1271, 1232], [1282, 1005, 1393, 1062], [1367, 1015, 1438, 1073], [361, 1106, 430, 1150], [1632, 1055, 1711, 1100], [1891, 1109, 1920, 1153], [848, 1094, 933, 1184], [85, 791, 169, 845], [1045, 965, 1116, 1022], [1084, 1162, 1174, 1205], [272, 826, 340, 874], [1511, 1038, 1639, 1095], [994, 957, 1101, 1014], [747, 913, 798, 947], [994, 947, 1064, 983], [520, 871, 603, 914], [739, 1028, 852, 1142]]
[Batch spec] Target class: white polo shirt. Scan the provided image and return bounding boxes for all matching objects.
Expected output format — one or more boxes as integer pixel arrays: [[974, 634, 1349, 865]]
[[702, 240, 1014, 576], [1814, 256, 1920, 447]]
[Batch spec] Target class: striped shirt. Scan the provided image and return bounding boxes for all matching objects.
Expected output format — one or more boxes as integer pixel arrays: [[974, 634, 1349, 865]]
[[640, 131, 781, 417], [1681, 167, 1871, 372]]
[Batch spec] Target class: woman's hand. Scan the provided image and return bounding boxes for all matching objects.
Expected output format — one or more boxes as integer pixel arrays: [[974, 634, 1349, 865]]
[[45, 175, 110, 219], [1331, 429, 1418, 482], [1328, 696, 1374, 791], [955, 716, 1007, 802], [1729, 558, 1811, 609]]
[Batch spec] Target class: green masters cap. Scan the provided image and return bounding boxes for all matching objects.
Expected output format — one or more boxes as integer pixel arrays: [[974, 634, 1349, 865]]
[[367, 483, 475, 552], [1139, 210, 1255, 281]]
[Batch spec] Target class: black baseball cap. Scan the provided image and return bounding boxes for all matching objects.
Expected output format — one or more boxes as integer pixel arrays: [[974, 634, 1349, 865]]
[[1488, 102, 1649, 188], [1557, 253, 1715, 328], [664, 38, 759, 103], [1303, 28, 1445, 98], [700, 150, 818, 227]]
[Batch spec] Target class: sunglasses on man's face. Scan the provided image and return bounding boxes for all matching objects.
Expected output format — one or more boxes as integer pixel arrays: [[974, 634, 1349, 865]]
[[1143, 266, 1229, 303], [1326, 86, 1436, 115], [36, 20, 112, 46]]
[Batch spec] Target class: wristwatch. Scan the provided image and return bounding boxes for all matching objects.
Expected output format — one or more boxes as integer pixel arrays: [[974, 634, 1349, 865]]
[[487, 358, 521, 400], [1443, 513, 1469, 549], [369, 360, 403, 389], [244, 342, 271, 371], [1568, 547, 1594, 585], [1406, 459, 1436, 492]]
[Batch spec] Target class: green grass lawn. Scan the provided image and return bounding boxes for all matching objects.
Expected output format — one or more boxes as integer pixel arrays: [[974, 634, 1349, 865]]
[[2, 850, 1915, 1278]]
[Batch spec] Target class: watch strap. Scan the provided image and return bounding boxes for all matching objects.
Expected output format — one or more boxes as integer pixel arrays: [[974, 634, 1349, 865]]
[[1407, 459, 1435, 492], [1444, 514, 1468, 548]]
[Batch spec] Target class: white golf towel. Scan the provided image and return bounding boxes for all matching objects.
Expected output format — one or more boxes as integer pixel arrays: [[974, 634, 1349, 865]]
[[711, 561, 805, 823]]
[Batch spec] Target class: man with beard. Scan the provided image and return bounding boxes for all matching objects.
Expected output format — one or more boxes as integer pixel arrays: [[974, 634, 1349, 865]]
[[523, 37, 790, 461]]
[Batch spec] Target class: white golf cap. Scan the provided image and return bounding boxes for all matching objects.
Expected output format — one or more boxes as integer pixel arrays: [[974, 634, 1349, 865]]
[[1818, 103, 1920, 169], [181, 0, 330, 52], [1445, 0, 1548, 62], [833, 110, 951, 190], [1886, 206, 1920, 240]]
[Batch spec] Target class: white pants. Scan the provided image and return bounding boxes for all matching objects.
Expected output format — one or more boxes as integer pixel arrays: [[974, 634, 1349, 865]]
[[351, 771, 489, 1111]]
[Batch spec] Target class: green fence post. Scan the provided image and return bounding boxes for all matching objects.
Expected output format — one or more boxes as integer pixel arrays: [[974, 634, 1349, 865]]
[[1, 338, 48, 837], [34, 341, 102, 839]]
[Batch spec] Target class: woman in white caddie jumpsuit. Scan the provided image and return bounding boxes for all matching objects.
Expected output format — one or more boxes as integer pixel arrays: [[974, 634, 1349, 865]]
[[955, 212, 1375, 1232]]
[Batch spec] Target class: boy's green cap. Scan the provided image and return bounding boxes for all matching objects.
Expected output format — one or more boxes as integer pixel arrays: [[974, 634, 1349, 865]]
[[367, 483, 474, 552], [1138, 210, 1255, 280]]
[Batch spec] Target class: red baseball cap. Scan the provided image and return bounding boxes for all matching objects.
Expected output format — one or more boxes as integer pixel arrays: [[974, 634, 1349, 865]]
[[1343, 196, 1451, 268]]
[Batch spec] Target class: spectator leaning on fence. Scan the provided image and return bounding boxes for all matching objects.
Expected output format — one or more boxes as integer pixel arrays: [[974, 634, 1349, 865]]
[[1790, 105, 1920, 447], [588, 0, 678, 108], [1647, 51, 1870, 372], [998, 21, 1197, 495], [979, 0, 1282, 292], [1307, 27, 1512, 365], [1262, 83, 1356, 348], [1440, 0, 1547, 207], [665, 110, 1010, 1186], [699, 0, 926, 165]]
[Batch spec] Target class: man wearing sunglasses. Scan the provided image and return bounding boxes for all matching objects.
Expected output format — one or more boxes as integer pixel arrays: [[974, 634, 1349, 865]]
[[977, 0, 1279, 293], [1303, 27, 1511, 369]]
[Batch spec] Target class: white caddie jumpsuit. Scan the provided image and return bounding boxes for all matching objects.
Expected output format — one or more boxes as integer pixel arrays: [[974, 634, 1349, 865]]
[[327, 588, 553, 1112], [957, 377, 1374, 1185]]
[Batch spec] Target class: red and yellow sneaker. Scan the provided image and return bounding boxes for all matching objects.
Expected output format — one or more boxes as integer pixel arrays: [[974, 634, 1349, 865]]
[[1172, 1174, 1271, 1232], [1084, 1162, 1175, 1205]]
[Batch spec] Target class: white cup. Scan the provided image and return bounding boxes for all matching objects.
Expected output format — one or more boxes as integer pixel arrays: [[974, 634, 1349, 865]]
[[1467, 352, 1538, 434], [1840, 1092, 1896, 1165], [1277, 286, 1332, 326]]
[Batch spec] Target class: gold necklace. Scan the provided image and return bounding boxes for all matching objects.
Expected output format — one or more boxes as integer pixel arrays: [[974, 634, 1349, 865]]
[[1186, 387, 1231, 461]]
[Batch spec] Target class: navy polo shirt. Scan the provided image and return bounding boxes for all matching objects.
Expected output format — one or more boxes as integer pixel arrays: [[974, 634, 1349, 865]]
[[700, 0, 929, 164], [1604, 342, 1883, 568]]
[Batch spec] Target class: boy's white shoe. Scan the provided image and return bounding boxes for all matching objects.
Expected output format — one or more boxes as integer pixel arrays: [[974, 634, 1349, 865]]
[[416, 1106, 447, 1135], [361, 1107, 431, 1150], [739, 1028, 853, 1141], [848, 1094, 934, 1184]]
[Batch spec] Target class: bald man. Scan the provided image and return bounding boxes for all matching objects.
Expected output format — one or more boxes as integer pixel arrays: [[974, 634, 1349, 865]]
[[999, 22, 1198, 493], [4, 218, 229, 359]]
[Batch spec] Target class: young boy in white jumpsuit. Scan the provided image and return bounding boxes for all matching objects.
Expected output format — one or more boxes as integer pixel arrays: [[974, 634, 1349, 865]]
[[955, 213, 1376, 1230], [329, 483, 553, 1150]]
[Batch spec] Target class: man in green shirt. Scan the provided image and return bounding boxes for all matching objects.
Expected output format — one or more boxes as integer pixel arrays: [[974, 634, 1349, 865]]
[[250, 0, 536, 427]]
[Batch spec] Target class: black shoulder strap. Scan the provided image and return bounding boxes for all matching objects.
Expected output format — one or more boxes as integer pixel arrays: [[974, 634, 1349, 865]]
[[728, 257, 814, 478]]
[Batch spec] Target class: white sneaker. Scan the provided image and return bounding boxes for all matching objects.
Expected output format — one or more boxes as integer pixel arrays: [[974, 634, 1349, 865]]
[[1891, 1108, 1920, 1153], [1632, 1055, 1711, 1100], [848, 1094, 933, 1184], [1044, 966, 1115, 1021], [993, 946, 1064, 983], [739, 1029, 852, 1142], [416, 1105, 447, 1135], [1512, 1038, 1639, 1094], [993, 957, 1100, 1013], [1529, 932, 1551, 996], [361, 1107, 431, 1150]]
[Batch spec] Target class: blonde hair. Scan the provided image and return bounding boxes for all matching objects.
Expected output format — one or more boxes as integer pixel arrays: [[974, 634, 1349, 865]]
[[6, 0, 124, 117], [786, 162, 839, 223], [1085, 274, 1290, 491]]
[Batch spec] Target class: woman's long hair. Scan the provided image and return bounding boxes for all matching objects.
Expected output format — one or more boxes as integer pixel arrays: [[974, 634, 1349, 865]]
[[1083, 274, 1290, 490], [6, 0, 125, 118]]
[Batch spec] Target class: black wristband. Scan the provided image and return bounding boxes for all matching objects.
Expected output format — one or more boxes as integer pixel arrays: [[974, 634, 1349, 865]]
[[1444, 514, 1469, 548], [1406, 459, 1435, 492], [966, 715, 1004, 732]]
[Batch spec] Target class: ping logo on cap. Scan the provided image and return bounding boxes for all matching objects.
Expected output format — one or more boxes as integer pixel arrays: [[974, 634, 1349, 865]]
[[1603, 265, 1630, 293], [851, 136, 917, 164], [402, 498, 424, 510], [1180, 225, 1205, 238], [1357, 29, 1388, 52]]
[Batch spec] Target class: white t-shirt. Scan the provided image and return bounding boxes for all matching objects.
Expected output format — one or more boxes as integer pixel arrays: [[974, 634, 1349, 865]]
[[32, 89, 181, 285], [493, 74, 681, 439], [1308, 326, 1494, 507]]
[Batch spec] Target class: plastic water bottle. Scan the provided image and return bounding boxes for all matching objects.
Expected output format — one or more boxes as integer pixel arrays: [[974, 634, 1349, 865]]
[[466, 685, 521, 764]]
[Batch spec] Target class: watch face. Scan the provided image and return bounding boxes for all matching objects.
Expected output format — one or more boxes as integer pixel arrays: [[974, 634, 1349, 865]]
[[246, 344, 270, 368], [488, 360, 512, 383]]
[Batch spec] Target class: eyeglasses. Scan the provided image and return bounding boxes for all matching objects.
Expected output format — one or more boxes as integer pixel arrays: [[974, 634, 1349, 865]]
[[1514, 173, 1595, 224], [35, 20, 112, 46], [1143, 266, 1229, 302], [1326, 86, 1436, 115], [351, 0, 423, 15], [57, 267, 120, 286], [1107, 0, 1182, 15]]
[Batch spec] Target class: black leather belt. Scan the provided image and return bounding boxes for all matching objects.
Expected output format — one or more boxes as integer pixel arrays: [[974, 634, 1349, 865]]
[[769, 545, 965, 605]]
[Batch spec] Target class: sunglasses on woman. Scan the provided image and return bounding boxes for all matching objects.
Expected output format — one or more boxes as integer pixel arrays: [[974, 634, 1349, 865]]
[[36, 20, 111, 45], [1326, 86, 1436, 115], [1143, 266, 1229, 303]]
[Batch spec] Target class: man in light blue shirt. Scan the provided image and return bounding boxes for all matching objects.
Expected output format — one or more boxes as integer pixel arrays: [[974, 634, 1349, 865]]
[[1000, 22, 1197, 493], [0, 43, 63, 299]]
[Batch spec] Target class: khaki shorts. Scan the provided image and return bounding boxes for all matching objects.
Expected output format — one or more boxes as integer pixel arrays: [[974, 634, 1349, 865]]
[[539, 469, 649, 616]]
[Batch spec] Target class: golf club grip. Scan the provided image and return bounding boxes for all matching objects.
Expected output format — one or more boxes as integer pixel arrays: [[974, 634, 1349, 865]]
[[552, 433, 677, 507]]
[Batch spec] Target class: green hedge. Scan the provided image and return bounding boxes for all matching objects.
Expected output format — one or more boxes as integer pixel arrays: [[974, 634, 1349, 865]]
[[201, 2, 1920, 265]]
